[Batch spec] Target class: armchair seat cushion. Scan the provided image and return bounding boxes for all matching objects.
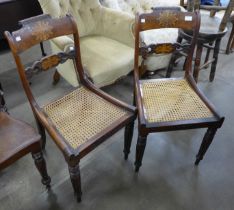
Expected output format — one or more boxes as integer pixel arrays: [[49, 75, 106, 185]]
[[38, 0, 135, 87], [80, 36, 134, 86]]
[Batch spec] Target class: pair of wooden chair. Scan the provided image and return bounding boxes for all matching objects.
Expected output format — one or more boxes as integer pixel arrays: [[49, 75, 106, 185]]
[[4, 8, 224, 202]]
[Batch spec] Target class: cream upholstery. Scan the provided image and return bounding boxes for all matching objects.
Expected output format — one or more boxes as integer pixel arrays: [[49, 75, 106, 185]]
[[101, 0, 181, 14], [101, 0, 182, 71], [38, 0, 135, 87]]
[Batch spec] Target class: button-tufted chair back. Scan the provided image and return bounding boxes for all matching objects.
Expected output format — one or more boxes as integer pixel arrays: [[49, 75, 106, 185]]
[[38, 0, 101, 37], [38, 0, 135, 87], [101, 0, 181, 15]]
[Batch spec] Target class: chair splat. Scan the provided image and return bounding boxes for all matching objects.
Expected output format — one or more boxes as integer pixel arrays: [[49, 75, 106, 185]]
[[25, 50, 75, 78]]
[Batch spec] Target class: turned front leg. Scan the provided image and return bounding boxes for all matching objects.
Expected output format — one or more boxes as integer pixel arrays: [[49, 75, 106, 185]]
[[32, 150, 51, 189], [195, 127, 217, 165], [124, 121, 135, 160], [68, 162, 82, 202], [135, 135, 148, 172]]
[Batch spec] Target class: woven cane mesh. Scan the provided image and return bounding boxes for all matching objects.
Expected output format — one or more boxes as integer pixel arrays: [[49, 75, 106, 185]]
[[141, 79, 214, 123], [43, 87, 129, 149]]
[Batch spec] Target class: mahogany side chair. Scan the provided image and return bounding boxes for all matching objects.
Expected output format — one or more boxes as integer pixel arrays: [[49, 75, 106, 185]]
[[133, 7, 224, 172], [5, 14, 136, 202], [167, 0, 234, 82], [0, 82, 51, 188]]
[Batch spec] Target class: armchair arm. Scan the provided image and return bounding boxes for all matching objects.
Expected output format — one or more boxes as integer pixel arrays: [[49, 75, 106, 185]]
[[96, 7, 135, 48], [51, 36, 74, 51]]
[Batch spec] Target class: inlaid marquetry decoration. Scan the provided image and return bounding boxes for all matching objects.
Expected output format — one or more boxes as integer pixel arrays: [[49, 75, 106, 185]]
[[158, 11, 178, 27], [25, 50, 75, 79], [41, 55, 60, 70], [140, 43, 176, 56], [31, 21, 53, 41], [155, 43, 176, 54]]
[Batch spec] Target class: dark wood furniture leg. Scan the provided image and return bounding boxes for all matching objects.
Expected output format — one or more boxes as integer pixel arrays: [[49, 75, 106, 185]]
[[32, 149, 51, 188], [210, 38, 221, 82], [53, 70, 61, 85], [231, 37, 234, 52], [124, 121, 135, 160], [135, 135, 148, 172], [166, 36, 183, 78], [195, 127, 218, 165], [35, 118, 46, 149], [68, 162, 82, 202], [193, 43, 203, 82], [226, 17, 234, 54], [166, 52, 178, 78], [40, 42, 46, 56], [204, 42, 213, 69], [0, 83, 7, 113]]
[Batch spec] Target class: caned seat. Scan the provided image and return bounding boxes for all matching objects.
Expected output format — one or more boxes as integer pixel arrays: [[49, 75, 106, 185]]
[[133, 8, 224, 172], [5, 14, 136, 202], [141, 78, 214, 123], [43, 87, 131, 149]]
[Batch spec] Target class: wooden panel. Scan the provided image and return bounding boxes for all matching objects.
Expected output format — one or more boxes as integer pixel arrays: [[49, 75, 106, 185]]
[[139, 8, 197, 31], [25, 50, 75, 78], [10, 15, 75, 52], [140, 43, 176, 56]]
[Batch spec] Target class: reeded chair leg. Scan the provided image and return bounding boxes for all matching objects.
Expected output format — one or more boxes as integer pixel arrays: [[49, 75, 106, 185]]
[[35, 118, 46, 150], [124, 121, 135, 160], [210, 38, 221, 82], [134, 135, 147, 172], [68, 163, 82, 202], [53, 70, 60, 85], [195, 127, 217, 165], [32, 150, 51, 189]]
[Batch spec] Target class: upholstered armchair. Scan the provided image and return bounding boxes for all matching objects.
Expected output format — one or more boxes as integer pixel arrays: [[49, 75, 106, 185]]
[[101, 0, 182, 72], [38, 0, 135, 87]]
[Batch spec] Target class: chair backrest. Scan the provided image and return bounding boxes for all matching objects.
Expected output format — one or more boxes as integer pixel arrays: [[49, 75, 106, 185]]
[[38, 0, 101, 37], [183, 0, 234, 31], [4, 14, 85, 113], [134, 7, 200, 78]]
